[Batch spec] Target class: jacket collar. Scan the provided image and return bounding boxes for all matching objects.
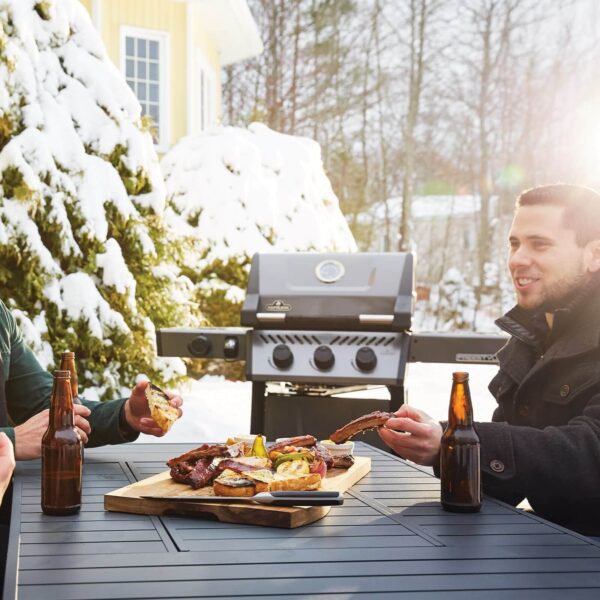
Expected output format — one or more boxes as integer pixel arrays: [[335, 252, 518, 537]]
[[495, 277, 600, 359]]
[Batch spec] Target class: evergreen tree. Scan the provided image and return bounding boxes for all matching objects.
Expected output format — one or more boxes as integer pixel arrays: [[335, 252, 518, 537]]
[[0, 0, 196, 398]]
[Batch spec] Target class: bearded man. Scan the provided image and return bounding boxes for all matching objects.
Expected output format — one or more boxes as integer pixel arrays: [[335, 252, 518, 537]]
[[379, 183, 600, 535]]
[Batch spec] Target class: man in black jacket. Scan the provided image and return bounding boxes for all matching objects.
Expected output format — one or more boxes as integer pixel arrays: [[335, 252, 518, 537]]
[[379, 183, 600, 535]]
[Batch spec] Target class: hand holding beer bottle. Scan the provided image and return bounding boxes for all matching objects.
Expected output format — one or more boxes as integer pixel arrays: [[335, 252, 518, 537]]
[[41, 370, 83, 515], [440, 372, 481, 512]]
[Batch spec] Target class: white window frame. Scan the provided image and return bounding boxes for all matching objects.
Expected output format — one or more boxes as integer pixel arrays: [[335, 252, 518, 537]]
[[197, 50, 215, 131], [120, 25, 170, 152]]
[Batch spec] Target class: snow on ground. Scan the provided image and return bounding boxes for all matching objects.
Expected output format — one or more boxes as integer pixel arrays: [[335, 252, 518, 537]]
[[135, 362, 498, 444]]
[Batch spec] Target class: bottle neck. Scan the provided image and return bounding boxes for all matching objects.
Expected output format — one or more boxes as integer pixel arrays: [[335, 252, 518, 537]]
[[50, 377, 74, 429], [60, 357, 78, 398], [448, 381, 474, 427]]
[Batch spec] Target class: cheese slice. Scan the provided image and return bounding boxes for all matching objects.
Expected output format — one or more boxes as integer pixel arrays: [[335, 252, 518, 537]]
[[145, 383, 179, 432]]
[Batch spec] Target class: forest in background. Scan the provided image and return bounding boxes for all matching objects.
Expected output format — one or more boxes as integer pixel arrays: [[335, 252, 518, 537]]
[[223, 0, 600, 326]]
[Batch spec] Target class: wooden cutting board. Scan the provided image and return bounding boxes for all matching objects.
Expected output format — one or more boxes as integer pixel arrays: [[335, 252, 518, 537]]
[[105, 455, 370, 528]]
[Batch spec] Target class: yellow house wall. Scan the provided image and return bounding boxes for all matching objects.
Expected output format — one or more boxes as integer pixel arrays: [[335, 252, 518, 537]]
[[100, 0, 187, 148], [191, 6, 222, 126], [80, 0, 224, 148]]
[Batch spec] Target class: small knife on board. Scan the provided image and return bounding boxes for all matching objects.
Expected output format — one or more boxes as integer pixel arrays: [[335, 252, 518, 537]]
[[140, 491, 343, 506]]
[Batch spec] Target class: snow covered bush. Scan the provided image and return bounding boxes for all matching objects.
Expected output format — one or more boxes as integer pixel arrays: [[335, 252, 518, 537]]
[[435, 268, 476, 330], [0, 0, 196, 397], [162, 123, 357, 331]]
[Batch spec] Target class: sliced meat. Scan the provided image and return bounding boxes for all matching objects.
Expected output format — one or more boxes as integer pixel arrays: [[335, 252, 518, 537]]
[[217, 459, 266, 474], [186, 458, 220, 489], [169, 459, 196, 484], [329, 411, 394, 444], [331, 455, 355, 469], [166, 443, 229, 468], [169, 457, 220, 489], [268, 435, 317, 453], [315, 443, 334, 469]]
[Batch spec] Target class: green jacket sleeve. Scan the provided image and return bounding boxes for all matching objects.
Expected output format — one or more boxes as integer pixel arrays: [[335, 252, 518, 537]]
[[0, 300, 138, 447]]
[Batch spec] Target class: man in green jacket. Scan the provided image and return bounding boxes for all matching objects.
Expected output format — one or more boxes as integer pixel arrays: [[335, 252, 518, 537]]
[[378, 183, 600, 534], [0, 300, 183, 460]]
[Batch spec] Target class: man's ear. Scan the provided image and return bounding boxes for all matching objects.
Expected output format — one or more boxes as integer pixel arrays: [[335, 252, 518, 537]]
[[585, 239, 600, 273]]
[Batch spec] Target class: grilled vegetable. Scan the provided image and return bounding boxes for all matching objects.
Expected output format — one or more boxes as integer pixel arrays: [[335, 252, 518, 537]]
[[276, 459, 310, 476], [273, 452, 312, 471], [251, 434, 268, 458]]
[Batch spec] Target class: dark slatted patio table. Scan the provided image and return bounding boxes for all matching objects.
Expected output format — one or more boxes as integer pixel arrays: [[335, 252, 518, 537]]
[[4, 442, 600, 599]]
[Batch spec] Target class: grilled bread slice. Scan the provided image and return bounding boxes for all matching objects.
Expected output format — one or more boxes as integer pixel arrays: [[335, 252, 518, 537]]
[[215, 467, 322, 496], [145, 383, 179, 432], [213, 471, 256, 497], [268, 472, 321, 492]]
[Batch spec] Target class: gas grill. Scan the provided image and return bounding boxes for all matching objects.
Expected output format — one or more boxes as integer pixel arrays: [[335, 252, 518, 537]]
[[157, 252, 506, 450]]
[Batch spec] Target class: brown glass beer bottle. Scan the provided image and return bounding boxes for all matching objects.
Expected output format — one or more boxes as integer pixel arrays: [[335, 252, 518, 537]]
[[41, 370, 83, 516], [440, 371, 481, 512], [59, 351, 82, 405]]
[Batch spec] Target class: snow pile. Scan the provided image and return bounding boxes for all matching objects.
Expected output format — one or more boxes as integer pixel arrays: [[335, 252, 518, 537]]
[[0, 0, 193, 396], [160, 123, 357, 334], [162, 123, 357, 266]]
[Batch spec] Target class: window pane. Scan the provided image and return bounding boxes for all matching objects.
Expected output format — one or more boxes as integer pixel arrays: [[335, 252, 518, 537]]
[[126, 59, 135, 78], [149, 61, 159, 81], [127, 80, 135, 93], [137, 82, 147, 101], [137, 38, 147, 58], [149, 84, 159, 102], [137, 61, 147, 80], [126, 36, 134, 56], [149, 40, 159, 60], [149, 104, 159, 123]]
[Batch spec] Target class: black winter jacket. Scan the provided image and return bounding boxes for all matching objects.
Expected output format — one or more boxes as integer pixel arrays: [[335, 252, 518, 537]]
[[480, 283, 600, 534]]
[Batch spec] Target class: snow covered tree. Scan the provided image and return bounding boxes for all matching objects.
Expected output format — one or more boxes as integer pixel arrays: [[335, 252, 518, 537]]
[[0, 0, 196, 398], [434, 267, 476, 331], [162, 122, 357, 335]]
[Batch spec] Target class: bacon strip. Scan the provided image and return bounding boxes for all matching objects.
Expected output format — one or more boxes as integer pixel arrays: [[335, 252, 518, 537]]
[[329, 411, 394, 444]]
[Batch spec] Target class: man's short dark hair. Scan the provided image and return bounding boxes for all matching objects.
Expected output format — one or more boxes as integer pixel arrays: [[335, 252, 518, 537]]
[[516, 184, 600, 246]]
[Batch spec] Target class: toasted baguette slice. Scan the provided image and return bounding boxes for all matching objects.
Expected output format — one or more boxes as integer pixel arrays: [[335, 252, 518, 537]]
[[268, 472, 321, 492], [213, 472, 256, 497], [145, 383, 179, 432], [243, 469, 275, 494]]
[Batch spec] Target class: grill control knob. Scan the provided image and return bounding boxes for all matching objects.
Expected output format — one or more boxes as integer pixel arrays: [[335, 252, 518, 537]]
[[188, 335, 212, 357], [356, 346, 377, 372], [223, 336, 239, 359], [272, 344, 294, 369], [314, 345, 335, 370]]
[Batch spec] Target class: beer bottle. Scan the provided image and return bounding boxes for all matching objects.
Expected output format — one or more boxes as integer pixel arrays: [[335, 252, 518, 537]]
[[41, 370, 83, 516], [59, 351, 82, 405], [440, 371, 481, 512]]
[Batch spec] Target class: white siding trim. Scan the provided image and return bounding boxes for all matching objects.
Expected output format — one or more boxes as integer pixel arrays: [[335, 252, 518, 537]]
[[119, 25, 171, 153], [197, 49, 216, 131], [91, 0, 102, 33], [186, 2, 194, 135]]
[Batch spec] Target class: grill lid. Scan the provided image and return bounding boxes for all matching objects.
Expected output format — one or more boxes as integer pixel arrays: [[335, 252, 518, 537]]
[[241, 252, 414, 332]]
